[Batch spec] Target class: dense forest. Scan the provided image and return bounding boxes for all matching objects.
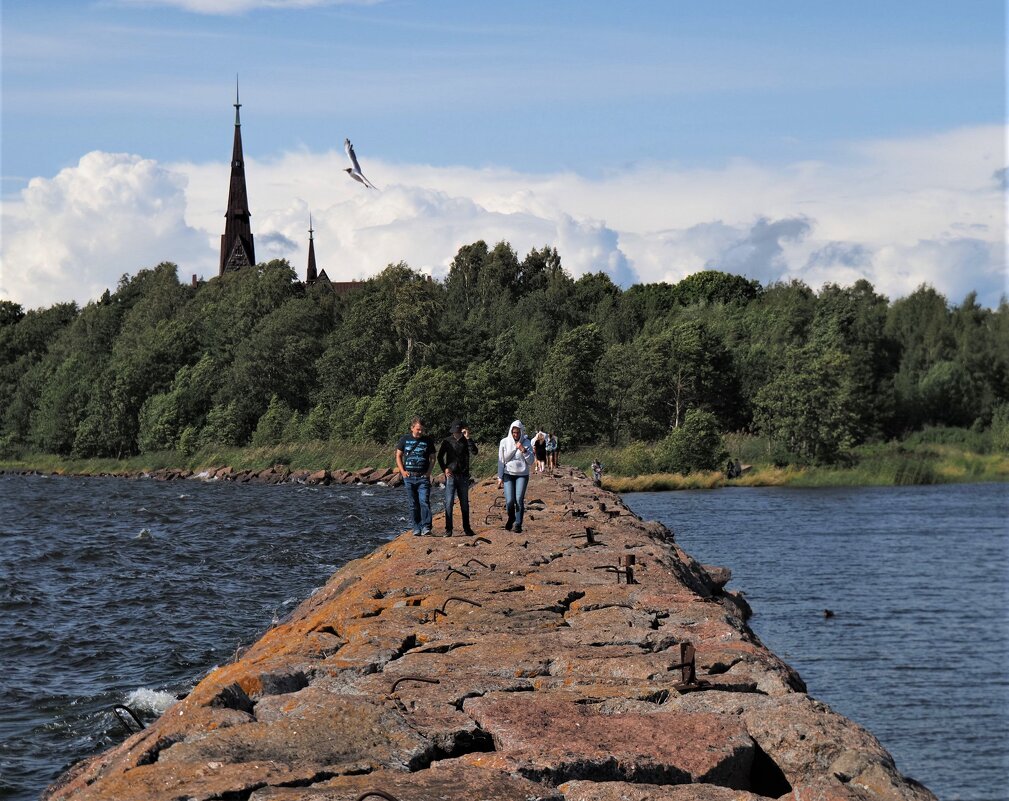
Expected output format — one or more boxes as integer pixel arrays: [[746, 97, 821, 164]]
[[1, 241, 1007, 471]]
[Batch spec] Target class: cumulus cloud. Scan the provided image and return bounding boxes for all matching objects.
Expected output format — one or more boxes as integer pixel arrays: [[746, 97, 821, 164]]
[[0, 151, 212, 310], [2, 124, 1005, 310], [705, 216, 811, 284]]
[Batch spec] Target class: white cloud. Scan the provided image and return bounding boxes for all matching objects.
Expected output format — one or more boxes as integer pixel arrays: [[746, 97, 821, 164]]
[[2, 125, 1006, 311], [0, 151, 212, 310]]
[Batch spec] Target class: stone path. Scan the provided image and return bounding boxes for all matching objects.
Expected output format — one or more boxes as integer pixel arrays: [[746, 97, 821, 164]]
[[45, 470, 936, 801]]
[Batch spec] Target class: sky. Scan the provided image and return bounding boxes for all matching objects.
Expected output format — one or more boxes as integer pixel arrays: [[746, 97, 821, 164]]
[[1, 0, 1006, 311]]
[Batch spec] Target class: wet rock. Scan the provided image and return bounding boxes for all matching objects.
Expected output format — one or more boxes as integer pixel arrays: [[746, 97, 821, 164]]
[[306, 469, 331, 485], [701, 564, 732, 589]]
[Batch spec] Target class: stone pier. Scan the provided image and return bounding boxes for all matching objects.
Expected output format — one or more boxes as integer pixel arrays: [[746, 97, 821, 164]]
[[45, 470, 936, 801]]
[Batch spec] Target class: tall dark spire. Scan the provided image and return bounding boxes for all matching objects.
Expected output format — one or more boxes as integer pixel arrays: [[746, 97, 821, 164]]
[[219, 77, 255, 275], [306, 214, 318, 284]]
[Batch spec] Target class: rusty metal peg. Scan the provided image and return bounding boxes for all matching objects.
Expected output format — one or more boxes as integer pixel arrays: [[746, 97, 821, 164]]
[[563, 507, 588, 518], [669, 641, 699, 688], [463, 558, 494, 571], [444, 568, 471, 581], [484, 496, 506, 524], [390, 676, 441, 693], [463, 536, 492, 547], [593, 559, 637, 584], [111, 704, 144, 734], [569, 526, 600, 544], [431, 596, 483, 618], [357, 792, 402, 801]]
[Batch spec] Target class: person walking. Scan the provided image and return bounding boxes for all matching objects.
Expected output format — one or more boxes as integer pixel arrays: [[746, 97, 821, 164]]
[[395, 416, 436, 536], [533, 431, 547, 473], [437, 420, 478, 536], [546, 431, 559, 469], [497, 419, 535, 533]]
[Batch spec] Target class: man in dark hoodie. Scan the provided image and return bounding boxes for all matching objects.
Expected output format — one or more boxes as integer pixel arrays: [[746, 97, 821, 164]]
[[437, 420, 478, 536]]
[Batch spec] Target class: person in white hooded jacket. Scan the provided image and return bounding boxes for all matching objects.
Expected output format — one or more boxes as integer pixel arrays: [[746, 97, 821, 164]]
[[497, 419, 536, 532]]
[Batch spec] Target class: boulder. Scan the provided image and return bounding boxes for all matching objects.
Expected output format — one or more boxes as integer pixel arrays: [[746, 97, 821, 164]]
[[306, 469, 331, 486]]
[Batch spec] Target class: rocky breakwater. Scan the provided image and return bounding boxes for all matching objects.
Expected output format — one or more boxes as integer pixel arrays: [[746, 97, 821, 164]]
[[45, 471, 935, 801]]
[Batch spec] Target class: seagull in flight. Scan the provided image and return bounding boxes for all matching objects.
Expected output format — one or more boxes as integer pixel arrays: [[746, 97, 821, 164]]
[[344, 138, 377, 189]]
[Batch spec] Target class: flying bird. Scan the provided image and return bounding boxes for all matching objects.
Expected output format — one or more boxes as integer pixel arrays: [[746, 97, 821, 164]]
[[343, 138, 377, 189]]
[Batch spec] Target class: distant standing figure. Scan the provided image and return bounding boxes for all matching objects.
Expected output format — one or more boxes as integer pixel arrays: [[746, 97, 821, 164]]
[[591, 459, 604, 487], [395, 416, 436, 535], [497, 419, 535, 533], [533, 432, 548, 473], [545, 432, 558, 470], [437, 420, 478, 536]]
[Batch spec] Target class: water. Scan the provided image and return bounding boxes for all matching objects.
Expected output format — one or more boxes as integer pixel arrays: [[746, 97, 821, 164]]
[[0, 475, 414, 800], [624, 483, 1009, 801], [1, 478, 1005, 800]]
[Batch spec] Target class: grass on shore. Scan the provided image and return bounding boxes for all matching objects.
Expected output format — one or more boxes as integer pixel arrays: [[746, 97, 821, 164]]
[[3, 428, 1006, 492]]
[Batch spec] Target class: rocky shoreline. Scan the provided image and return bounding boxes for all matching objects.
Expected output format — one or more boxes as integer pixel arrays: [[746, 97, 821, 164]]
[[0, 465, 406, 487], [43, 469, 935, 801]]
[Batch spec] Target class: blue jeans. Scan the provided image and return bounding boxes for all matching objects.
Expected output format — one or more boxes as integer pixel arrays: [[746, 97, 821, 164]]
[[404, 475, 432, 533], [444, 474, 471, 531], [502, 473, 529, 529]]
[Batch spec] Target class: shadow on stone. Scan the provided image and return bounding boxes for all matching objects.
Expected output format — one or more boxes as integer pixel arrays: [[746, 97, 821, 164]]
[[749, 740, 792, 797]]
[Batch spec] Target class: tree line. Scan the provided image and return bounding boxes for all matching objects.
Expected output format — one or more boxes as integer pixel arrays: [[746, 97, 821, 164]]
[[1, 240, 1007, 468]]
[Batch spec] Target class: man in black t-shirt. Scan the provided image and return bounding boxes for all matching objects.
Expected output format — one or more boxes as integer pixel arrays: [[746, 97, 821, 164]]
[[437, 420, 478, 536], [395, 416, 436, 535]]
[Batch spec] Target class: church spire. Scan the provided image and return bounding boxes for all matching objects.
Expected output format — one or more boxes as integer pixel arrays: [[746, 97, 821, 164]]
[[306, 214, 318, 284], [219, 76, 255, 275]]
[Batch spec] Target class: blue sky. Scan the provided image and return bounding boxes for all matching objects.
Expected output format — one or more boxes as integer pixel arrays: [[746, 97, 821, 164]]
[[1, 0, 1006, 309]]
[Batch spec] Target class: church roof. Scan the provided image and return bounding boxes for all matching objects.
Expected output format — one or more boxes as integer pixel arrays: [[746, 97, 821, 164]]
[[219, 79, 255, 275]]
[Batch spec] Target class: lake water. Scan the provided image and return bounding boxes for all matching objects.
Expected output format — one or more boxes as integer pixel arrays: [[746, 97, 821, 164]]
[[0, 477, 1005, 800], [0, 475, 408, 800], [624, 483, 1008, 801]]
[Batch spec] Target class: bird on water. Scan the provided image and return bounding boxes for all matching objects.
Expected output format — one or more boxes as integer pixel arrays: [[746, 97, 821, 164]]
[[344, 139, 378, 189]]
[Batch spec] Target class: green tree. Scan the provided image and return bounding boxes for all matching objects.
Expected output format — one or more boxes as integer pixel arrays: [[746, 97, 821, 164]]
[[674, 270, 762, 306], [519, 323, 605, 447], [251, 395, 293, 447], [754, 346, 860, 463], [654, 409, 726, 474], [394, 366, 465, 438], [358, 361, 412, 442]]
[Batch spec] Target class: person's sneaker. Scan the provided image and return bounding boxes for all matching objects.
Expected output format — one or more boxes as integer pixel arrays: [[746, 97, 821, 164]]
[[513, 524, 523, 534], [444, 528, 453, 537], [412, 530, 422, 536], [463, 528, 476, 537], [421, 527, 432, 536]]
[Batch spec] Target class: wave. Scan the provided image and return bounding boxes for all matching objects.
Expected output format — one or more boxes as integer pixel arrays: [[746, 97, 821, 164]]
[[123, 687, 178, 715]]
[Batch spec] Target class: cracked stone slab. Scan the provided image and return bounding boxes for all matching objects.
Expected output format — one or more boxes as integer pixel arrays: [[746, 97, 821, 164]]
[[248, 765, 562, 800], [463, 693, 755, 788]]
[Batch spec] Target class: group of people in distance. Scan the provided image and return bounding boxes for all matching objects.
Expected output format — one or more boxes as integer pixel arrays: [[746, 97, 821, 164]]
[[530, 430, 559, 473], [393, 417, 559, 537]]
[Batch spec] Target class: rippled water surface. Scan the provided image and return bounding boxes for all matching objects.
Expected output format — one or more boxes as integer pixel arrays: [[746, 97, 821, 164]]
[[624, 483, 1008, 801], [0, 475, 411, 800], [2, 478, 1006, 800]]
